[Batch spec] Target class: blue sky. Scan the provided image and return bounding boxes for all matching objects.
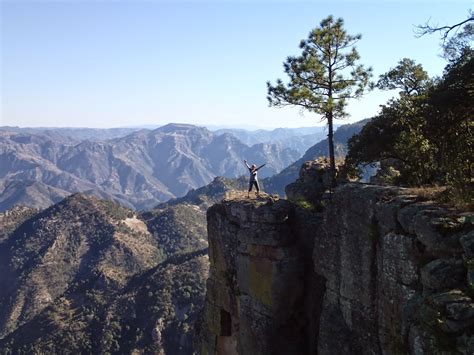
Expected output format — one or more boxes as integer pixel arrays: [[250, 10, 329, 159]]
[[0, 0, 471, 129]]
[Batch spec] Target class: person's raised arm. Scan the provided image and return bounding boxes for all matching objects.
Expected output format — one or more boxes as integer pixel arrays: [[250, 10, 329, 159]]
[[256, 163, 266, 171], [243, 159, 251, 169]]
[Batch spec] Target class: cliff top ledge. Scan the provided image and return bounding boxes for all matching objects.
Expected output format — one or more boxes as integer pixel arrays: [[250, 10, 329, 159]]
[[210, 190, 292, 225], [223, 190, 279, 204]]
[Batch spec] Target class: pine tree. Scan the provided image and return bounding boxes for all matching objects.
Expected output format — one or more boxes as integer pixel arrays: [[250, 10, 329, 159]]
[[267, 15, 372, 185]]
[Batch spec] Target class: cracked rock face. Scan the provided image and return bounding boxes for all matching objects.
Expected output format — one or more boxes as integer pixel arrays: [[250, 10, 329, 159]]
[[198, 179, 473, 354], [199, 194, 307, 355], [315, 184, 473, 355]]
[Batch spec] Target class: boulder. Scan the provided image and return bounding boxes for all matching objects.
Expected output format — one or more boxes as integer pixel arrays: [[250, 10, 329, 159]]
[[421, 259, 466, 291], [285, 158, 332, 207]]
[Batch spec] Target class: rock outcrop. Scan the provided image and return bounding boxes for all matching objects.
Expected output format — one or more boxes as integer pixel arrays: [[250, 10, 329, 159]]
[[198, 165, 474, 354], [285, 158, 332, 211], [262, 119, 369, 197]]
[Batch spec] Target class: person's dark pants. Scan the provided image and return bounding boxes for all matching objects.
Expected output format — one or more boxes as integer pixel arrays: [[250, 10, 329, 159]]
[[248, 180, 260, 192]]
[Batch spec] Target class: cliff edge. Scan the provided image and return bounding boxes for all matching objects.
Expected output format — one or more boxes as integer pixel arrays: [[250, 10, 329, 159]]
[[198, 163, 474, 354]]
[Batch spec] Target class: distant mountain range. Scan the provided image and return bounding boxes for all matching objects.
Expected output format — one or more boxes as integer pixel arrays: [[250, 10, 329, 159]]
[[212, 126, 331, 155], [1, 125, 331, 156], [0, 123, 305, 211], [0, 120, 367, 212], [0, 126, 142, 142]]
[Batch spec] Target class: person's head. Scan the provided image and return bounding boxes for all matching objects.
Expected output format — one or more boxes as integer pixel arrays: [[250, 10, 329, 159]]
[[251, 164, 257, 170]]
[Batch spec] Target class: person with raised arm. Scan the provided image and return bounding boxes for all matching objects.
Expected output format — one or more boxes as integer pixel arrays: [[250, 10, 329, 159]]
[[243, 160, 266, 198]]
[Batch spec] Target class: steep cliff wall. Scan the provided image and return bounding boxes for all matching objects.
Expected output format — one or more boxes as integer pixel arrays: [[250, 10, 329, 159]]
[[198, 168, 473, 354], [314, 184, 473, 354], [199, 194, 311, 354]]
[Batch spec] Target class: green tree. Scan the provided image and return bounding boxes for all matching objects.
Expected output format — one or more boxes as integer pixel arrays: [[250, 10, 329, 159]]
[[424, 50, 473, 200], [267, 15, 372, 184], [345, 92, 437, 186], [346, 50, 473, 204], [346, 59, 434, 185], [376, 58, 430, 96]]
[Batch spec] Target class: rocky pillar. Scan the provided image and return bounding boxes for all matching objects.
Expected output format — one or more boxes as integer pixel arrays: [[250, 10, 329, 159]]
[[199, 194, 308, 355]]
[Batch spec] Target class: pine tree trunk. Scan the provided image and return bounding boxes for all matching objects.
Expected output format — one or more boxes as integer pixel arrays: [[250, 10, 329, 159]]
[[327, 111, 336, 187], [327, 61, 336, 187]]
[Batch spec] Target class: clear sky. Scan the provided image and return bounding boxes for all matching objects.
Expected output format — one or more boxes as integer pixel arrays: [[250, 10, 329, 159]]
[[0, 0, 471, 129]]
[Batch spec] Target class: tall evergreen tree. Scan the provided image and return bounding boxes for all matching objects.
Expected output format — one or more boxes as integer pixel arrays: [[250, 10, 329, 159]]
[[267, 15, 372, 184]]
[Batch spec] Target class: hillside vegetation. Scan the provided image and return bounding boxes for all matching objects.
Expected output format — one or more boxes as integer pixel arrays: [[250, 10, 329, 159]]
[[0, 175, 248, 354]]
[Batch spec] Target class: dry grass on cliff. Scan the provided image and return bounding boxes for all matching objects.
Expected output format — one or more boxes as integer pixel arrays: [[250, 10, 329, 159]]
[[224, 190, 276, 201], [404, 186, 446, 201], [405, 186, 473, 211]]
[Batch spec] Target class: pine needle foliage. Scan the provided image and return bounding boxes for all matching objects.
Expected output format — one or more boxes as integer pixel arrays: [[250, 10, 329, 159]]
[[267, 15, 372, 184]]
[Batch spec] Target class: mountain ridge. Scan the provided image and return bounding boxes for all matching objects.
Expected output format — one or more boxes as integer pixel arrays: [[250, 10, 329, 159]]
[[0, 124, 300, 211]]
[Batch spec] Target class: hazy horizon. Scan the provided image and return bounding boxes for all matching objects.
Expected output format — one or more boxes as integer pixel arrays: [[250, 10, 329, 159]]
[[1, 120, 334, 131]]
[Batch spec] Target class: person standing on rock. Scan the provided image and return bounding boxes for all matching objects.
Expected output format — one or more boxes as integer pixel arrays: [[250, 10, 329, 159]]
[[244, 160, 266, 197]]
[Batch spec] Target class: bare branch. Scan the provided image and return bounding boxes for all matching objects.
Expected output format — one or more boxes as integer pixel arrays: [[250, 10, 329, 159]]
[[415, 13, 474, 40]]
